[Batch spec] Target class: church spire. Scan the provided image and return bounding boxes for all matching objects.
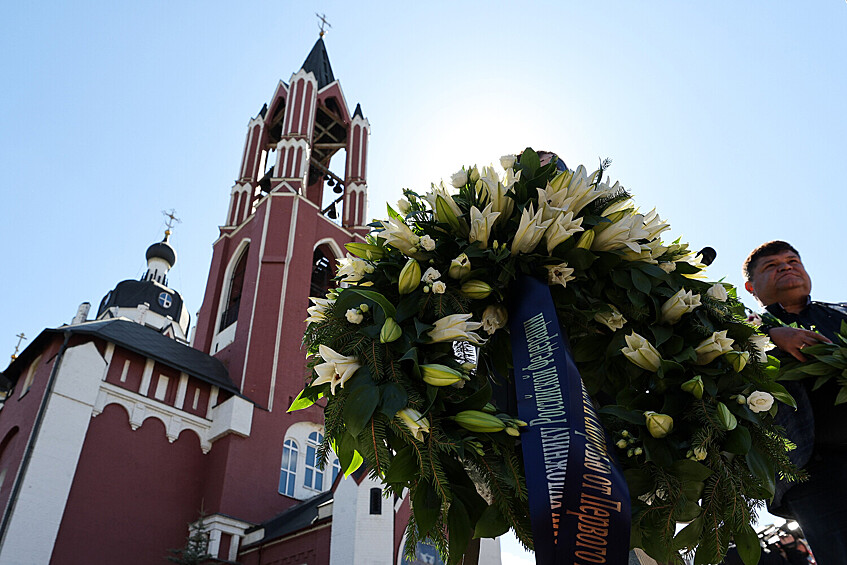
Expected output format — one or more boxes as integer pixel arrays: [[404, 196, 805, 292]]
[[301, 36, 335, 90]]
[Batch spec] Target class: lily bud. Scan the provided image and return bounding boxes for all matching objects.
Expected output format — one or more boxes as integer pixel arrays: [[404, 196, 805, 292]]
[[398, 259, 421, 295], [420, 364, 465, 387], [345, 242, 385, 260], [436, 195, 461, 233], [460, 280, 493, 300], [380, 318, 402, 343], [724, 350, 750, 373], [448, 253, 471, 279], [605, 210, 627, 223], [644, 411, 674, 438], [575, 229, 595, 249], [716, 402, 738, 431], [469, 166, 480, 183], [680, 376, 705, 400]]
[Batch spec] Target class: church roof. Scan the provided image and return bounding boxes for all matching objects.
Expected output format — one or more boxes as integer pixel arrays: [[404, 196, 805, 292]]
[[242, 490, 333, 547], [3, 319, 238, 395], [301, 37, 335, 89]]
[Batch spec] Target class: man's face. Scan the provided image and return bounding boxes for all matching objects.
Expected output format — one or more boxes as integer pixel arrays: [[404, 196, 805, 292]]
[[744, 250, 812, 306]]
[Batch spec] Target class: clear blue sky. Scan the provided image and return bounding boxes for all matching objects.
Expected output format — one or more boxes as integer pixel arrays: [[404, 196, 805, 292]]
[[2, 1, 845, 559]]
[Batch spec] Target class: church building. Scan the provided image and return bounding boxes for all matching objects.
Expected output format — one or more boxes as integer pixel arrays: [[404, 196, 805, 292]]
[[0, 36, 509, 565]]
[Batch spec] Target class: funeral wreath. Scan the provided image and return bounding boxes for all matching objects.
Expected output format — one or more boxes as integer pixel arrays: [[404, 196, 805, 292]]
[[291, 149, 799, 565]]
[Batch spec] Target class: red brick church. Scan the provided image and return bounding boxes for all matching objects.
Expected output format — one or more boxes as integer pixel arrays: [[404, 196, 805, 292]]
[[0, 36, 502, 565]]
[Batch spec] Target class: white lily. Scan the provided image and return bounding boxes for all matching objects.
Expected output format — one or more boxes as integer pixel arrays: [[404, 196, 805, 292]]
[[511, 204, 552, 255], [706, 283, 728, 302], [591, 212, 649, 253], [595, 305, 626, 331], [313, 344, 362, 395], [428, 313, 485, 345], [468, 203, 500, 250], [481, 165, 514, 224], [306, 296, 334, 324], [481, 304, 508, 335], [748, 334, 774, 363], [544, 211, 584, 253], [425, 181, 463, 221], [695, 330, 734, 365], [660, 289, 701, 325], [421, 267, 441, 284], [337, 255, 375, 283], [397, 408, 430, 441], [622, 332, 662, 372], [545, 262, 576, 288], [379, 216, 420, 255], [642, 209, 671, 241]]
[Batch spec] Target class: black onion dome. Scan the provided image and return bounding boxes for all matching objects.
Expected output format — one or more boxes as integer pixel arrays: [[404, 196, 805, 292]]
[[146, 236, 176, 267]]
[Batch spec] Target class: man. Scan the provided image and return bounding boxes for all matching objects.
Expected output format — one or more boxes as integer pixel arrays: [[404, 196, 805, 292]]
[[744, 240, 847, 564]]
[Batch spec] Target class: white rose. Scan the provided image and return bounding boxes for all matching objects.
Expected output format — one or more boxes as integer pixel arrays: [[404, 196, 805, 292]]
[[450, 169, 468, 188], [419, 234, 436, 251], [345, 308, 363, 324], [500, 154, 516, 169], [747, 391, 774, 413], [431, 281, 446, 294], [706, 283, 728, 302]]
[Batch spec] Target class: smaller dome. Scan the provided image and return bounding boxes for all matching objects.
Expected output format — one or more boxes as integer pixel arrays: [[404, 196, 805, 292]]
[[146, 233, 177, 267]]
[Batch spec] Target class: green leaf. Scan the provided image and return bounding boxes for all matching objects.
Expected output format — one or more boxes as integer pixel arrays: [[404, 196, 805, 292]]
[[564, 248, 597, 271], [414, 318, 434, 338], [343, 385, 380, 436], [345, 288, 396, 318], [413, 481, 441, 537], [631, 269, 652, 294], [680, 481, 705, 502], [473, 504, 510, 539], [623, 468, 653, 496], [450, 381, 493, 412], [746, 445, 776, 496], [734, 523, 762, 565], [799, 362, 836, 376], [670, 459, 713, 482], [610, 270, 633, 290], [759, 381, 796, 409], [380, 383, 408, 418], [518, 147, 540, 175], [344, 449, 364, 478], [671, 517, 703, 550], [650, 325, 673, 347], [673, 500, 702, 522], [724, 425, 752, 454], [383, 446, 418, 483], [288, 388, 321, 412], [836, 387, 847, 405], [395, 295, 420, 322], [642, 435, 673, 468], [598, 405, 646, 425], [447, 498, 472, 565]]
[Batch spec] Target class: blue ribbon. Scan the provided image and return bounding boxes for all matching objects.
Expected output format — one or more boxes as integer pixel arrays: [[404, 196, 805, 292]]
[[508, 275, 630, 565]]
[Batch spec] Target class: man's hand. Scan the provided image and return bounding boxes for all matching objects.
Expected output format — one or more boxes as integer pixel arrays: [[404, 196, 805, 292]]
[[768, 326, 831, 361]]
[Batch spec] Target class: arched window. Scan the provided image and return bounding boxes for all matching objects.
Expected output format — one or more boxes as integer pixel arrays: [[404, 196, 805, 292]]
[[304, 431, 324, 491], [278, 439, 298, 497], [220, 245, 249, 330]]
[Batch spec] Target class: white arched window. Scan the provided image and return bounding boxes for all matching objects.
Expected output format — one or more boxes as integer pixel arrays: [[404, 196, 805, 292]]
[[278, 439, 298, 496], [304, 431, 324, 490]]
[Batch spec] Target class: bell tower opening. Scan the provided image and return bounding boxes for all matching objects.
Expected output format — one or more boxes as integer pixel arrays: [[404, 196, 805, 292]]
[[220, 244, 249, 331], [310, 244, 336, 298]]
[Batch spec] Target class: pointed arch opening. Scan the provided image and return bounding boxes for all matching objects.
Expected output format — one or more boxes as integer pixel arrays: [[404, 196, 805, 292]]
[[220, 244, 249, 331]]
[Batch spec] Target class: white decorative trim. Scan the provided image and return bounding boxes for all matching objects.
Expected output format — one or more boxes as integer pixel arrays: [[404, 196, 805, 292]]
[[240, 198, 272, 391], [211, 238, 251, 355], [175, 372, 188, 409], [268, 196, 299, 412], [92, 381, 213, 453], [314, 237, 344, 263], [203, 513, 254, 561], [139, 359, 154, 395]]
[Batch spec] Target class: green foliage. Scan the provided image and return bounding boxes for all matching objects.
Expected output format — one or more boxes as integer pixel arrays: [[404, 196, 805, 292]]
[[166, 509, 211, 565]]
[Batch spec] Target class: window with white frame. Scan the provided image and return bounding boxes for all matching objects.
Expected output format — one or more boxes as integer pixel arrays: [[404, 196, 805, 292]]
[[278, 439, 298, 496], [304, 432, 324, 490], [331, 458, 341, 485]]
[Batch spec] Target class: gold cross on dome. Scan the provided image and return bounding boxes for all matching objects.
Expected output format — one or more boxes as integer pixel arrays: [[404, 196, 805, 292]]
[[316, 13, 332, 37], [11, 332, 26, 360], [161, 209, 182, 234]]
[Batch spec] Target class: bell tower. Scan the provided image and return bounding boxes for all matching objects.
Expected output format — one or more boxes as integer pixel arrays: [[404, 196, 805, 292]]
[[192, 35, 371, 523]]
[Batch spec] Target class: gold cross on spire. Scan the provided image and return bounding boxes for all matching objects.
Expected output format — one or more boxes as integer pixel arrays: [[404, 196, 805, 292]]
[[11, 332, 26, 361], [161, 209, 182, 236], [316, 13, 331, 37]]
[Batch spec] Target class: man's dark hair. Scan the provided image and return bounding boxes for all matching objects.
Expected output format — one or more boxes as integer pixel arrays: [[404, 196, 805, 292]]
[[743, 240, 800, 280]]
